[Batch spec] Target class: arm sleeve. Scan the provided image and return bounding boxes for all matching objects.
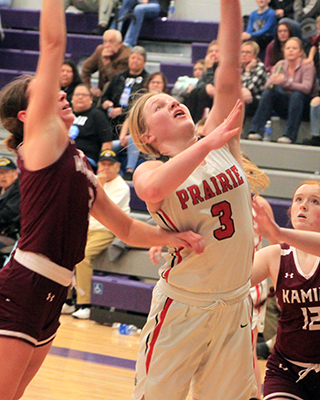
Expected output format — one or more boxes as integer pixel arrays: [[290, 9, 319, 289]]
[[101, 76, 117, 104], [242, 63, 267, 97], [94, 109, 114, 143], [264, 42, 274, 73], [249, 10, 277, 37], [294, 0, 305, 21], [281, 64, 316, 95], [81, 47, 100, 87]]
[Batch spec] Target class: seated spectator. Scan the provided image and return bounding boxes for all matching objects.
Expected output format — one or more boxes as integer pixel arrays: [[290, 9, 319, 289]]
[[241, 41, 267, 118], [303, 18, 320, 76], [63, 149, 131, 319], [294, 0, 320, 23], [100, 45, 149, 139], [60, 60, 82, 103], [0, 157, 20, 267], [270, 0, 301, 36], [303, 95, 320, 145], [69, 83, 113, 172], [270, 0, 294, 20], [0, 156, 20, 239], [264, 21, 294, 72], [171, 60, 205, 104], [242, 0, 278, 56], [247, 37, 318, 143], [184, 41, 219, 123], [110, 0, 170, 48], [64, 0, 116, 35], [114, 71, 169, 180], [144, 71, 169, 94], [81, 29, 132, 99]]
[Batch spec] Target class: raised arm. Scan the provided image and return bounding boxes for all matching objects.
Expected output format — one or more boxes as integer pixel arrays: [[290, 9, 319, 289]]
[[202, 0, 244, 164], [253, 198, 320, 257], [23, 0, 69, 170]]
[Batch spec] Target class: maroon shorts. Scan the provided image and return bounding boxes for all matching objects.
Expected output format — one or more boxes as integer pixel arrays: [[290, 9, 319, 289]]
[[263, 347, 320, 399], [0, 257, 69, 346]]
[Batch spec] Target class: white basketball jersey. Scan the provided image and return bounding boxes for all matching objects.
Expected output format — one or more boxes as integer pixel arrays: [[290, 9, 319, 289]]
[[151, 146, 254, 304]]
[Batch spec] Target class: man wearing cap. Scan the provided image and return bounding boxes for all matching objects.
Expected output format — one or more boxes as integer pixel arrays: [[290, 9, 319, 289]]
[[301, 17, 320, 73], [62, 150, 130, 319], [0, 157, 20, 258], [101, 45, 149, 138]]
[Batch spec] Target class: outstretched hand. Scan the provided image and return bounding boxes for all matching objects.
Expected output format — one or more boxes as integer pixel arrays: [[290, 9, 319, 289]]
[[252, 198, 281, 242], [167, 230, 205, 255], [204, 99, 242, 149]]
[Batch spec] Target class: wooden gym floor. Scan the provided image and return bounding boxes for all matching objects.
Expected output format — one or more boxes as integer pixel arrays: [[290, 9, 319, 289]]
[[22, 315, 267, 400]]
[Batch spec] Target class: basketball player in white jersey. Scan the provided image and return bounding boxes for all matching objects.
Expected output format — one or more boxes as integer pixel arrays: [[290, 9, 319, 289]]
[[127, 0, 257, 399]]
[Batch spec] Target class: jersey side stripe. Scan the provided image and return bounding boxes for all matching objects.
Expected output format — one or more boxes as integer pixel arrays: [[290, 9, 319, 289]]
[[145, 297, 173, 374], [158, 209, 179, 232]]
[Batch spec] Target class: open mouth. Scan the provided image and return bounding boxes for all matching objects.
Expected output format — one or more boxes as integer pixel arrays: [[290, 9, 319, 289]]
[[174, 110, 185, 118]]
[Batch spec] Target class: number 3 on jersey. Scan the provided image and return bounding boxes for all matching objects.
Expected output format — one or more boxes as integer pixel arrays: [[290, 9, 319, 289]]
[[211, 200, 235, 240]]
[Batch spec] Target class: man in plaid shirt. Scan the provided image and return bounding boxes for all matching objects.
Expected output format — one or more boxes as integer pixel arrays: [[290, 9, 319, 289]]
[[241, 40, 267, 118]]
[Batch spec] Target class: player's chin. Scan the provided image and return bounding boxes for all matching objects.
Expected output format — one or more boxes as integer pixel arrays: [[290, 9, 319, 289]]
[[62, 113, 75, 129]]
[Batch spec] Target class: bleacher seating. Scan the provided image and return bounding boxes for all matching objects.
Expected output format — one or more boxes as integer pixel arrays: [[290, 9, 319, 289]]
[[1, 6, 320, 327], [0, 6, 218, 91]]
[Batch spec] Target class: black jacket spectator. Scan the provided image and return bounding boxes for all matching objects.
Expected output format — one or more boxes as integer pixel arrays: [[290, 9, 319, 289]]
[[70, 107, 113, 172], [270, 0, 294, 19], [101, 68, 149, 137]]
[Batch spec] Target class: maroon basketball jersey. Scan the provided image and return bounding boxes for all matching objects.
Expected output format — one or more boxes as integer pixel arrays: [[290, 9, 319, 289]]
[[17, 141, 97, 270], [275, 243, 320, 363]]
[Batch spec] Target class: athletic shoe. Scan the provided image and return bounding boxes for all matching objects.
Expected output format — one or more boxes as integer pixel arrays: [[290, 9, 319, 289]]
[[123, 170, 133, 181], [302, 136, 320, 146], [277, 136, 292, 144], [61, 303, 76, 315], [247, 133, 262, 141], [91, 25, 107, 36], [72, 307, 91, 319]]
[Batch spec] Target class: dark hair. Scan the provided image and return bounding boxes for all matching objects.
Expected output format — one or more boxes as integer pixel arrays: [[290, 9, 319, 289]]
[[72, 83, 93, 97], [144, 72, 169, 93], [61, 59, 82, 87], [271, 21, 294, 66], [0, 74, 34, 150]]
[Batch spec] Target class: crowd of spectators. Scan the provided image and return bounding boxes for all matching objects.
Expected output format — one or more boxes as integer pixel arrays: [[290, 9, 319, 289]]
[[56, 2, 320, 191]]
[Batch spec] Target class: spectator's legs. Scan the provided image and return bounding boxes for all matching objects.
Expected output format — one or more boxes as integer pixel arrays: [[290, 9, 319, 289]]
[[123, 1, 161, 47], [64, 0, 72, 9], [244, 96, 260, 119], [99, 0, 117, 26], [126, 134, 140, 171], [75, 229, 115, 306], [282, 91, 310, 142], [303, 96, 320, 145], [248, 88, 278, 135], [110, 0, 137, 31], [310, 97, 320, 137], [67, 0, 99, 13]]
